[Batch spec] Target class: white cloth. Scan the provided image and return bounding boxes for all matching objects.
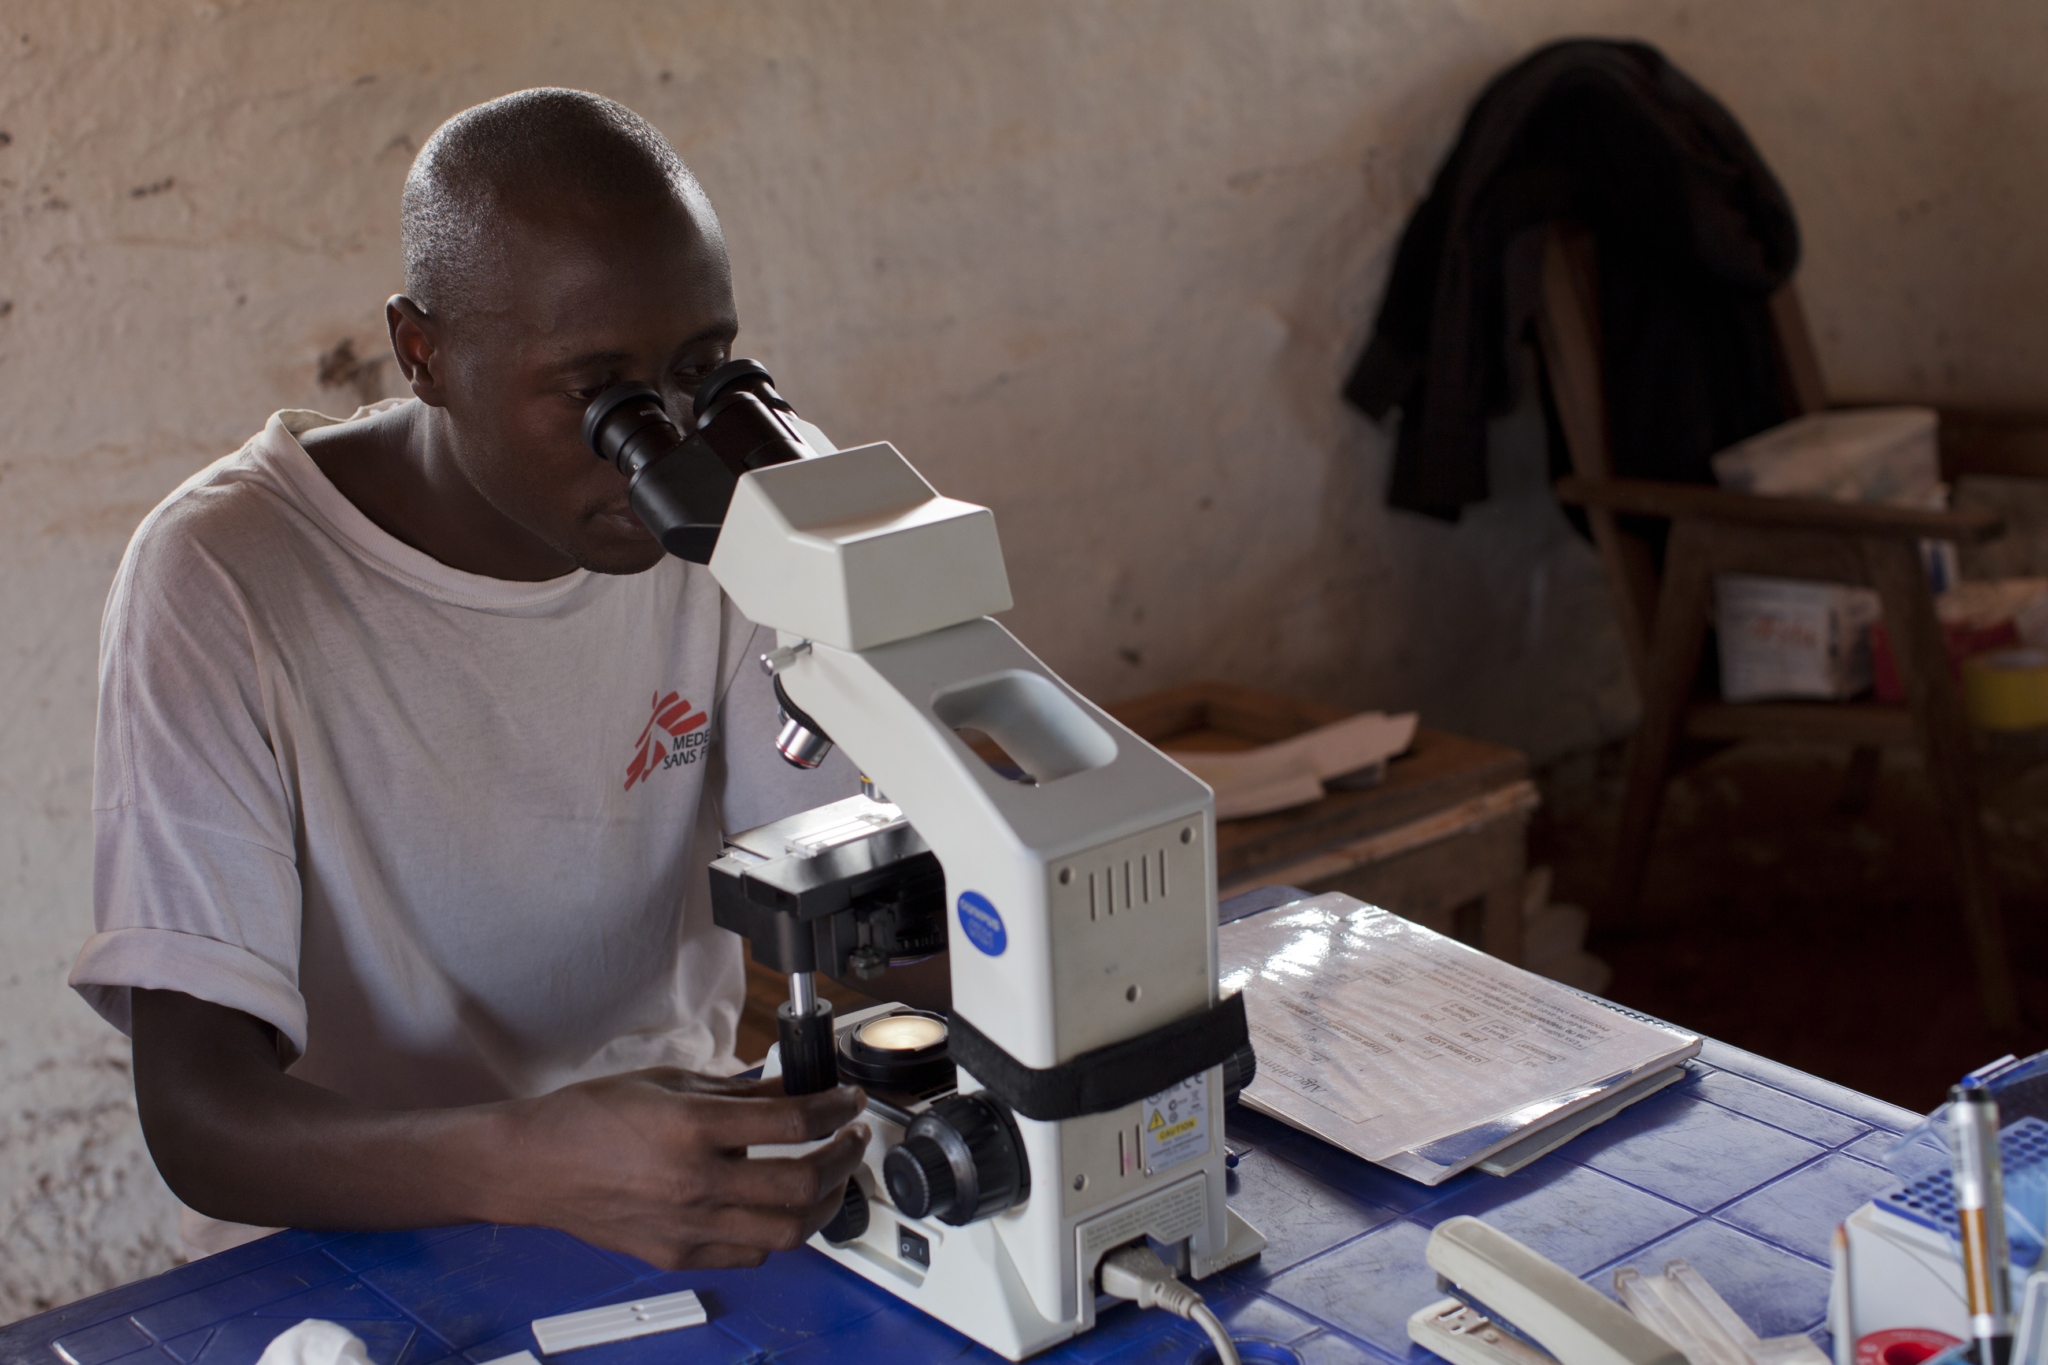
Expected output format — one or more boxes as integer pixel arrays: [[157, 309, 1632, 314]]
[[253, 1320, 373, 1365], [71, 403, 853, 1247]]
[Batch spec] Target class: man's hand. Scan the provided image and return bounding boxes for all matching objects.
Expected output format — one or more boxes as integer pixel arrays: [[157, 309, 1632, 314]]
[[131, 989, 869, 1269], [497, 1068, 868, 1269]]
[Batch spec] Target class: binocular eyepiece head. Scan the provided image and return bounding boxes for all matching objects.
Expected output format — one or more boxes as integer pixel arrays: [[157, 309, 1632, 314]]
[[579, 358, 807, 565], [580, 359, 786, 469]]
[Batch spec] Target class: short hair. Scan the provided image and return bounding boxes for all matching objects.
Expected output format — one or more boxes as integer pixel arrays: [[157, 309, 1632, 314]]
[[401, 89, 716, 324]]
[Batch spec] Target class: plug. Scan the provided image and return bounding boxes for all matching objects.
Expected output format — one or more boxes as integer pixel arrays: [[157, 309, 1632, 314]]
[[1100, 1243, 1203, 1316], [1098, 1244, 1239, 1365]]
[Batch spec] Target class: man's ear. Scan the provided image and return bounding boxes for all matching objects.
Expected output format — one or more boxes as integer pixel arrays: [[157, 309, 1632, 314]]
[[386, 295, 449, 407]]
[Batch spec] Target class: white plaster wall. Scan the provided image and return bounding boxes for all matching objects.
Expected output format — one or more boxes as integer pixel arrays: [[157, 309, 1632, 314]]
[[4, 0, 2043, 1315]]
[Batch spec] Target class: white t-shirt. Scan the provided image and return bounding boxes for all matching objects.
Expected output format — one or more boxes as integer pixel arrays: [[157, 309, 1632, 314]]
[[73, 403, 853, 1114]]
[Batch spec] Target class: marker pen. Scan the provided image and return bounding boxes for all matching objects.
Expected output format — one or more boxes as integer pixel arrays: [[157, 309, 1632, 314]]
[[1952, 1084, 2013, 1365]]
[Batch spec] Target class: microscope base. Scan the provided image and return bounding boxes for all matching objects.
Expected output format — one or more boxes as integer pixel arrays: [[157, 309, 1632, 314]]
[[812, 1156, 1265, 1361], [763, 1005, 1266, 1361]]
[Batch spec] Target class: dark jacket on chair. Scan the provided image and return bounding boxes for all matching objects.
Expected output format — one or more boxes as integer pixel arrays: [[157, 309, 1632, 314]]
[[1345, 39, 1801, 521]]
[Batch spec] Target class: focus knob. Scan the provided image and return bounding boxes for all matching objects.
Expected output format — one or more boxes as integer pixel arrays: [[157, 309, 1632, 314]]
[[821, 1177, 870, 1245], [881, 1093, 1029, 1227], [883, 1134, 957, 1220], [1221, 1039, 1258, 1107]]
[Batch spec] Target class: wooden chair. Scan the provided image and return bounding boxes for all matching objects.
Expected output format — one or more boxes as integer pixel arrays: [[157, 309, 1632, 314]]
[[1534, 223, 2020, 1027]]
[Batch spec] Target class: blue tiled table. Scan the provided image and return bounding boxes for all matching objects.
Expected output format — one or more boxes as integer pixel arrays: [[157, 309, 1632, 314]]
[[2, 890, 1919, 1365]]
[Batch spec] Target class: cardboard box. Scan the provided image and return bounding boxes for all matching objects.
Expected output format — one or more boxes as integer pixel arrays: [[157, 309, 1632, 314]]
[[1716, 573, 1882, 702]]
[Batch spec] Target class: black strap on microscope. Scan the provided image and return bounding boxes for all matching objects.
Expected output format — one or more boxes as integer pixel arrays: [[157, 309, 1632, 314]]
[[946, 992, 1248, 1122]]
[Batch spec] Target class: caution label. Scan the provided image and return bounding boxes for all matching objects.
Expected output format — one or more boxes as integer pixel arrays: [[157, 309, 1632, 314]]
[[1141, 1074, 1210, 1176]]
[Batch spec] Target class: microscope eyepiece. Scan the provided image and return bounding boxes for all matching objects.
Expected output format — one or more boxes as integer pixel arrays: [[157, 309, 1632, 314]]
[[583, 383, 686, 481], [691, 358, 788, 423], [579, 362, 811, 566]]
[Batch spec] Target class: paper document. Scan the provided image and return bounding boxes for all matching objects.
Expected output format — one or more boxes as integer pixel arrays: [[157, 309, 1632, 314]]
[[1473, 1064, 1688, 1176], [1219, 893, 1699, 1184], [1167, 711, 1417, 820]]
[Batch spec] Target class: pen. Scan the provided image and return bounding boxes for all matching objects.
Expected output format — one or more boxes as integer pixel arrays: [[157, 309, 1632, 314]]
[[1952, 1084, 2013, 1365]]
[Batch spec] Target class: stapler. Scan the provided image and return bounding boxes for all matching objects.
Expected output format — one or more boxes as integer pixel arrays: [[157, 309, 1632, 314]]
[[1411, 1217, 1686, 1365]]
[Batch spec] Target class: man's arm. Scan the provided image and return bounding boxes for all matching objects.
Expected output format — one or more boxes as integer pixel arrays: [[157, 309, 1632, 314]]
[[131, 989, 869, 1270]]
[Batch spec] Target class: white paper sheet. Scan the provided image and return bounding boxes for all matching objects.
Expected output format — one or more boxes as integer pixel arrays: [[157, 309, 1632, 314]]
[[1219, 893, 1699, 1183], [1166, 711, 1417, 819]]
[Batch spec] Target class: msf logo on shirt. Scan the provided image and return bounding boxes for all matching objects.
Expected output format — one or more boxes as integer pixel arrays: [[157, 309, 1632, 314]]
[[624, 690, 709, 791]]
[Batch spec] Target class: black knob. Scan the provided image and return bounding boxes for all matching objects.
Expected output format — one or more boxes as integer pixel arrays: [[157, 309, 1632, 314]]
[[1222, 1039, 1258, 1107], [881, 1093, 1029, 1227], [821, 1177, 870, 1245], [883, 1134, 957, 1220], [776, 998, 840, 1096]]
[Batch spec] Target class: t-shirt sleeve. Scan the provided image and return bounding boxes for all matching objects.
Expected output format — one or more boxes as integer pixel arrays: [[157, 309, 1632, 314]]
[[708, 607, 860, 836], [71, 496, 309, 1057]]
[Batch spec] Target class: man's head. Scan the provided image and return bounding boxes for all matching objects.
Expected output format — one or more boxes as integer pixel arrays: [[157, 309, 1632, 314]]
[[390, 89, 737, 575]]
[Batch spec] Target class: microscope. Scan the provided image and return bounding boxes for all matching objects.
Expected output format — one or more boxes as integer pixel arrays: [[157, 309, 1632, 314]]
[[584, 364, 1264, 1360]]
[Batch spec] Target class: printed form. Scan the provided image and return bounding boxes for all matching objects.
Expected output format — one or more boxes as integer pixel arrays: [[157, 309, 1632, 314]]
[[1219, 893, 1698, 1183]]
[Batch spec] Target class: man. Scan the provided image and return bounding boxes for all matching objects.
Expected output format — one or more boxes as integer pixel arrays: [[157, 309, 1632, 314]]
[[70, 89, 873, 1271]]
